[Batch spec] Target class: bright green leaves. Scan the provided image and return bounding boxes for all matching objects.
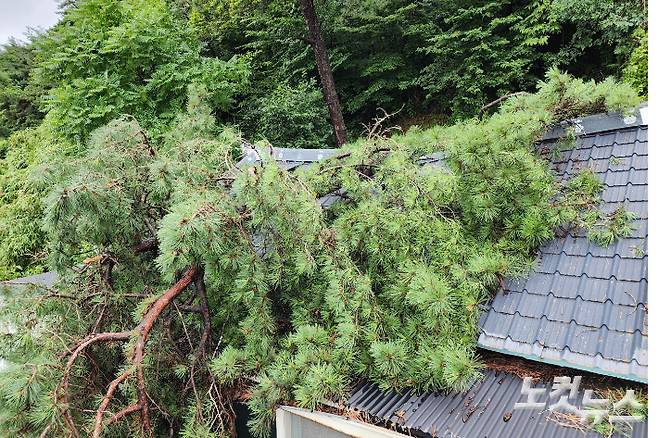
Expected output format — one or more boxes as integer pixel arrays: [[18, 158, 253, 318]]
[[37, 0, 250, 141], [210, 346, 250, 385], [241, 82, 332, 149], [555, 168, 635, 248], [369, 340, 482, 394], [44, 118, 161, 270], [622, 28, 648, 98], [0, 126, 60, 279], [294, 363, 346, 410], [441, 344, 483, 392], [568, 168, 604, 201], [411, 343, 483, 393], [156, 192, 234, 275], [465, 249, 506, 290], [7, 70, 643, 438], [508, 68, 640, 119], [369, 340, 410, 390], [519, 207, 555, 249]]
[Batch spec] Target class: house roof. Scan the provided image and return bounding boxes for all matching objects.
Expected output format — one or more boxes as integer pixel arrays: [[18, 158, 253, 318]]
[[348, 368, 647, 438], [237, 146, 447, 208], [240, 106, 649, 384], [478, 108, 648, 383], [238, 146, 340, 170], [0, 271, 58, 290]]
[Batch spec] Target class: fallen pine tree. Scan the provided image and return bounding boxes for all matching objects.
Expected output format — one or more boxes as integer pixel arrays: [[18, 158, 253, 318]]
[[0, 71, 641, 437]]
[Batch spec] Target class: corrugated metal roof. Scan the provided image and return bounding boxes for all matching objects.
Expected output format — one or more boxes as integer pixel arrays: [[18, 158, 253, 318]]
[[238, 145, 447, 171], [348, 369, 647, 438], [478, 117, 648, 383]]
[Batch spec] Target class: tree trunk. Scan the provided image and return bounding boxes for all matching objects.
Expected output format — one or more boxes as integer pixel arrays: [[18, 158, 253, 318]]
[[298, 0, 348, 146]]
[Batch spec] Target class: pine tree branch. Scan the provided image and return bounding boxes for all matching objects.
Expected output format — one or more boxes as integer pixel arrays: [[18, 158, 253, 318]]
[[93, 367, 136, 437], [193, 271, 212, 362], [480, 91, 529, 113], [59, 332, 132, 438], [106, 403, 142, 427], [89, 266, 199, 437]]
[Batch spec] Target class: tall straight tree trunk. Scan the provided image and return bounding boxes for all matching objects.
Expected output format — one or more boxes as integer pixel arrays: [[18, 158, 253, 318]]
[[298, 0, 348, 146]]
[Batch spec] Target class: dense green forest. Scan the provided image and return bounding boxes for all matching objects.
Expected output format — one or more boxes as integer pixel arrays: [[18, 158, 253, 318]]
[[0, 0, 648, 437]]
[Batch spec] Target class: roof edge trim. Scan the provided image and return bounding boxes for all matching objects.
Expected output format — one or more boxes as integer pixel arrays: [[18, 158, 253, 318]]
[[542, 103, 648, 141], [477, 344, 648, 384]]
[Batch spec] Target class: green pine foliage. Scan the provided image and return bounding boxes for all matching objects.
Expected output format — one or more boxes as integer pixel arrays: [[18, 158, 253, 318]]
[[0, 0, 251, 279], [0, 72, 640, 437], [0, 0, 647, 186]]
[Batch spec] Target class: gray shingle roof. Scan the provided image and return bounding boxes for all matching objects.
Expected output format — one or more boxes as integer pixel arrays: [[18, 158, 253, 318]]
[[348, 369, 647, 438], [478, 109, 648, 383]]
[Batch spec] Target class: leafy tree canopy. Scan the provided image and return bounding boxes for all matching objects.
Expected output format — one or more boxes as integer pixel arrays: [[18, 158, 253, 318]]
[[34, 0, 250, 141], [181, 0, 647, 121], [0, 36, 48, 138]]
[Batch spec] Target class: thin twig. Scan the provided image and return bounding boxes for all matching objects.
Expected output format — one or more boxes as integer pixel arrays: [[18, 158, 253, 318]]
[[480, 91, 529, 114]]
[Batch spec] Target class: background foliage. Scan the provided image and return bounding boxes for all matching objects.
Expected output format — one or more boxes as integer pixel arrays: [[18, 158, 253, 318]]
[[179, 0, 647, 120]]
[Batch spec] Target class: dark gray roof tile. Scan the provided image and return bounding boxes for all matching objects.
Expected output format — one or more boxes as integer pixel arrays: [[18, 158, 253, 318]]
[[589, 145, 614, 160], [600, 169, 648, 186], [612, 142, 640, 157], [632, 153, 648, 167], [612, 128, 642, 145], [542, 235, 647, 258], [601, 184, 647, 203], [479, 119, 648, 383], [634, 140, 648, 155], [599, 201, 647, 218], [558, 155, 648, 175], [629, 219, 648, 238], [635, 335, 648, 365]]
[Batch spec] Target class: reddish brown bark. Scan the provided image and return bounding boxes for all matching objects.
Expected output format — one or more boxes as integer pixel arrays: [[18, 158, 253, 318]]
[[59, 332, 132, 438], [298, 0, 347, 146], [106, 403, 142, 427], [56, 266, 200, 438], [93, 368, 134, 437]]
